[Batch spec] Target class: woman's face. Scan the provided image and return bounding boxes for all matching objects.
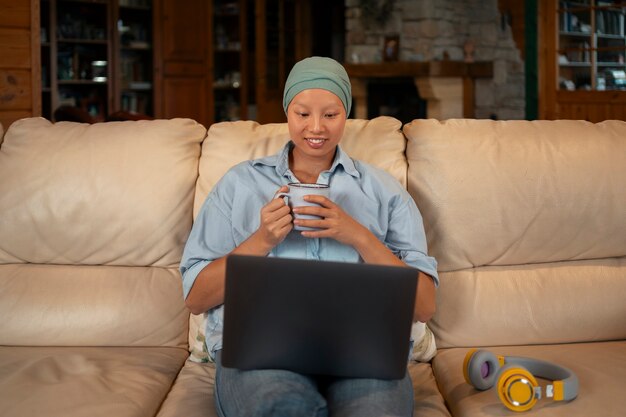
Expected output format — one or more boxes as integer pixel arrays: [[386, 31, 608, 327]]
[[287, 88, 347, 164]]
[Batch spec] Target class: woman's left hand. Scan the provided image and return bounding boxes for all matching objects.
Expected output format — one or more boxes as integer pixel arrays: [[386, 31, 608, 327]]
[[292, 195, 368, 246]]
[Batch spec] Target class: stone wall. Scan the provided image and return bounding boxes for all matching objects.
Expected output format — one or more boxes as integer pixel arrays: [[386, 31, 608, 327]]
[[345, 0, 525, 120]]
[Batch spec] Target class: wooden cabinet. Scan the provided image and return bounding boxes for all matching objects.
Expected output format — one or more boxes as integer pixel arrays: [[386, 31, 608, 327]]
[[154, 0, 310, 125], [540, 0, 626, 121], [40, 0, 154, 122], [153, 0, 247, 126]]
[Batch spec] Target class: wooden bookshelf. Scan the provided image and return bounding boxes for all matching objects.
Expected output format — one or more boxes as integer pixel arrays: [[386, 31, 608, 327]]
[[540, 0, 626, 120], [40, 0, 154, 121]]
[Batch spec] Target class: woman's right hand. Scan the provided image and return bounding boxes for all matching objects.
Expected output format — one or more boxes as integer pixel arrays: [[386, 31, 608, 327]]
[[184, 186, 293, 314], [254, 185, 293, 250]]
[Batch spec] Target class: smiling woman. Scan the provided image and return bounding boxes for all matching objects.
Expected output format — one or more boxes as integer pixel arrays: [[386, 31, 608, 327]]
[[180, 56, 439, 417], [286, 88, 346, 182], [282, 57, 352, 181]]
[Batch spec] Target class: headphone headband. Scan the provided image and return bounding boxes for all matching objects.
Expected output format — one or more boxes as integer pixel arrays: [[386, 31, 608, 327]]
[[505, 356, 578, 401]]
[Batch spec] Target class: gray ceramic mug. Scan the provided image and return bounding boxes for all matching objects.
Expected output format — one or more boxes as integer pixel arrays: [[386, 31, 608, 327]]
[[276, 183, 330, 231]]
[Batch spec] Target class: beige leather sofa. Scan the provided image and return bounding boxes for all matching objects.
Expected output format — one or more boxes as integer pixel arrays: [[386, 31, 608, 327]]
[[0, 116, 624, 417]]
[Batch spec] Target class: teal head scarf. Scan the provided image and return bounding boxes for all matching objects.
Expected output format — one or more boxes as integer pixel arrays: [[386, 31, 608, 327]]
[[282, 56, 352, 116]]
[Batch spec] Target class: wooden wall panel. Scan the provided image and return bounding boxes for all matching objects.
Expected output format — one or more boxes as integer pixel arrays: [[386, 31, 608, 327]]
[[0, 69, 33, 109], [162, 77, 208, 123], [160, 1, 207, 62], [153, 0, 210, 125], [0, 1, 30, 28], [0, 28, 31, 68], [0, 0, 40, 130], [554, 91, 626, 122]]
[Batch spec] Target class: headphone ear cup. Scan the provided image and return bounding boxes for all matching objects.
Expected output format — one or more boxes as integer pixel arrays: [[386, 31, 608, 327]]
[[464, 350, 501, 391], [462, 349, 477, 385], [495, 364, 540, 412]]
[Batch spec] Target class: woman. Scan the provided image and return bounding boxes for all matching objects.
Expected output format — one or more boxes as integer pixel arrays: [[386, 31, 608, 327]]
[[180, 56, 438, 417]]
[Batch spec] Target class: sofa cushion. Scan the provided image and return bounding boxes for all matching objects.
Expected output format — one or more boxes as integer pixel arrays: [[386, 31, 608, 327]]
[[430, 257, 626, 348], [0, 346, 188, 417], [156, 360, 451, 417], [0, 263, 188, 348], [0, 117, 205, 268], [404, 119, 626, 272], [0, 121, 4, 147], [432, 341, 626, 417]]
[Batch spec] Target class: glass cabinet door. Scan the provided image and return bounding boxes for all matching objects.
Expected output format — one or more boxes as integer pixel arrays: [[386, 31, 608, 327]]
[[558, 1, 626, 91]]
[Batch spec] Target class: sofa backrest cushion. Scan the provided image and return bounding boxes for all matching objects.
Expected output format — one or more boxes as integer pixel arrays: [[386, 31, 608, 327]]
[[0, 117, 206, 268], [193, 116, 406, 217], [404, 119, 626, 272]]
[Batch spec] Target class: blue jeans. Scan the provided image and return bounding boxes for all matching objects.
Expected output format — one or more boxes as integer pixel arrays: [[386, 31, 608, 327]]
[[214, 351, 414, 417]]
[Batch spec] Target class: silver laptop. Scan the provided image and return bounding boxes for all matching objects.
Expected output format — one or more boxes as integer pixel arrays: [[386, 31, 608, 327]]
[[221, 255, 418, 380]]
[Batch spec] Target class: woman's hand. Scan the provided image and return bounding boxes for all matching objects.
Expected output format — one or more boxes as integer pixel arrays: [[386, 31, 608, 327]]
[[292, 194, 436, 323], [185, 186, 293, 314], [252, 186, 294, 251], [292, 195, 368, 247]]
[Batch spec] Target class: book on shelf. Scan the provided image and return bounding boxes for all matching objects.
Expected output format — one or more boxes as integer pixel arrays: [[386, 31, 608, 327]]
[[563, 41, 591, 63], [128, 81, 152, 90], [122, 92, 150, 114], [596, 10, 624, 36]]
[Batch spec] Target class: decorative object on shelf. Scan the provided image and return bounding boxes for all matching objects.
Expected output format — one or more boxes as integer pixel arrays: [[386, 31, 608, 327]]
[[464, 39, 475, 63], [91, 60, 107, 82], [383, 35, 399, 62], [559, 77, 576, 90]]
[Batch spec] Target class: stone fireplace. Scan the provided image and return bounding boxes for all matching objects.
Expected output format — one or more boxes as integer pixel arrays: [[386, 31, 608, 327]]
[[345, 0, 525, 120]]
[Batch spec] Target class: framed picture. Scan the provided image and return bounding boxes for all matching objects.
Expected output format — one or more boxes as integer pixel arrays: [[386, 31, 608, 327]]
[[383, 35, 399, 62]]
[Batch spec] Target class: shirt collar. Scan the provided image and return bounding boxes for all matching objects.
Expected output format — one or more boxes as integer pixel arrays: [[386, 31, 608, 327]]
[[253, 141, 360, 179]]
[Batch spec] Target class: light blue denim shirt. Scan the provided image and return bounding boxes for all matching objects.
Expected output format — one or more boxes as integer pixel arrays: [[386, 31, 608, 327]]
[[180, 142, 438, 360]]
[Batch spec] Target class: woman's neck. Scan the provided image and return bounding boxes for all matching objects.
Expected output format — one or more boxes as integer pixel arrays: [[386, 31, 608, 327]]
[[289, 147, 336, 184]]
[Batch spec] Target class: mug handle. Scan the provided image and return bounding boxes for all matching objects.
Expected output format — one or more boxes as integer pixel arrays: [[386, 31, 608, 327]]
[[274, 192, 290, 204]]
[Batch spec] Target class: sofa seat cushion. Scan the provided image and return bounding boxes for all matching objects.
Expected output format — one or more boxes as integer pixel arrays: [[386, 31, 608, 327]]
[[432, 341, 626, 417], [157, 360, 451, 417], [0, 346, 188, 417]]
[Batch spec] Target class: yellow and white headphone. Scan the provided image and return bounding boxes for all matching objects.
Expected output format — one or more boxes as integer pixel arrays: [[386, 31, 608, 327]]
[[463, 349, 579, 412]]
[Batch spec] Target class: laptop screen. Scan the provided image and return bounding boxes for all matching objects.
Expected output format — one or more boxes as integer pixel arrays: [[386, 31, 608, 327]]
[[222, 255, 418, 380]]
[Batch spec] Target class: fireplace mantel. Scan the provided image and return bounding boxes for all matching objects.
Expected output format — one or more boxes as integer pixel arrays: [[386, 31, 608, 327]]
[[344, 61, 493, 119]]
